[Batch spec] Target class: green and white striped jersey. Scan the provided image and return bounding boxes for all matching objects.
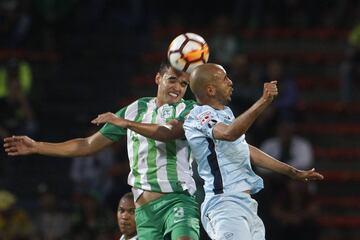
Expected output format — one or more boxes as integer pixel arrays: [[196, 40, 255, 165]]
[[100, 97, 196, 195]]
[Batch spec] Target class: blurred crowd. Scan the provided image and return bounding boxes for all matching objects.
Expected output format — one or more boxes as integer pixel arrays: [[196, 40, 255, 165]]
[[1, 0, 360, 239]]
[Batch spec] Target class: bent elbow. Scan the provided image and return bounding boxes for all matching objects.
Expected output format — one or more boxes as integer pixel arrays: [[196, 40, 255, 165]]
[[222, 132, 238, 141], [221, 128, 247, 141]]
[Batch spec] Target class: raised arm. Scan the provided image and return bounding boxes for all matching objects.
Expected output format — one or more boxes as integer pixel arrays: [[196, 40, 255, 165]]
[[213, 81, 278, 141], [91, 112, 184, 142], [248, 144, 324, 181], [3, 132, 113, 158]]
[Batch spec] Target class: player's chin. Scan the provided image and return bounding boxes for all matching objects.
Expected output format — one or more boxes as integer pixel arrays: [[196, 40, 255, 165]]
[[119, 226, 129, 232], [168, 97, 181, 104], [226, 96, 232, 104]]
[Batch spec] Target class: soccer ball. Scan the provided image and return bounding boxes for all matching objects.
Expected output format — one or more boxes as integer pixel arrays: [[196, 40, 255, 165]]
[[167, 33, 209, 73]]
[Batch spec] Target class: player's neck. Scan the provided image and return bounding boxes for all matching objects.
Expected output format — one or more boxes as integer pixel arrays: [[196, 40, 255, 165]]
[[155, 98, 165, 108], [205, 99, 224, 110]]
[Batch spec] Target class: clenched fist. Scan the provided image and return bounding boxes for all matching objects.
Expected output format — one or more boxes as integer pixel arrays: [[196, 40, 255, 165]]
[[262, 80, 278, 102]]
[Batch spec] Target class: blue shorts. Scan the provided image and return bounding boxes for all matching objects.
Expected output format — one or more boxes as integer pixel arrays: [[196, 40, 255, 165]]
[[201, 192, 265, 240]]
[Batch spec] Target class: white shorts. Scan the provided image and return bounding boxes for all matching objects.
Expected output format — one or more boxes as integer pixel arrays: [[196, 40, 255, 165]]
[[201, 192, 265, 240]]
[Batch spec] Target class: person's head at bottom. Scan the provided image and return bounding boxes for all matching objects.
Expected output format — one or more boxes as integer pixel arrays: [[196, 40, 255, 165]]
[[118, 192, 137, 240]]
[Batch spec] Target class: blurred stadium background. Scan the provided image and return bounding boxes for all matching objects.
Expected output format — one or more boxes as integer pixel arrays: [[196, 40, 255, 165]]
[[1, 0, 360, 239]]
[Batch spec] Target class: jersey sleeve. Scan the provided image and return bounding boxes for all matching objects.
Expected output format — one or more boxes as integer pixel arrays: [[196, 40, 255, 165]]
[[99, 106, 127, 141], [190, 106, 220, 139]]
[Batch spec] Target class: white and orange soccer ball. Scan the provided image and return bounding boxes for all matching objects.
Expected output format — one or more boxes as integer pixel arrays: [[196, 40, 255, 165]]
[[167, 33, 209, 73]]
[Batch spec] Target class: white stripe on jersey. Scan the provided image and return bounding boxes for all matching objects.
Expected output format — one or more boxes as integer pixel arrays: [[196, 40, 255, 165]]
[[136, 99, 156, 190], [155, 141, 173, 192], [137, 135, 150, 190], [176, 139, 196, 195], [175, 102, 186, 118], [125, 100, 139, 188]]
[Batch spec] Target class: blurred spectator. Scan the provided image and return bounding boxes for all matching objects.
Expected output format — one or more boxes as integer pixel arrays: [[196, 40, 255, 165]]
[[117, 192, 137, 240], [208, 15, 239, 67], [32, 0, 77, 50], [0, 0, 32, 48], [260, 59, 299, 121], [228, 53, 262, 115], [232, 0, 264, 28], [260, 120, 313, 171], [247, 60, 299, 145], [70, 127, 117, 204], [105, 138, 132, 211], [34, 185, 71, 240], [258, 120, 318, 240], [69, 192, 116, 239], [0, 58, 33, 98], [0, 189, 35, 240], [0, 58, 37, 139], [267, 180, 320, 240], [340, 21, 360, 102]]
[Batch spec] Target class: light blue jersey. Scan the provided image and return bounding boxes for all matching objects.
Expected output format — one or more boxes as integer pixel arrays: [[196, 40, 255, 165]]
[[183, 104, 263, 196], [184, 104, 266, 240]]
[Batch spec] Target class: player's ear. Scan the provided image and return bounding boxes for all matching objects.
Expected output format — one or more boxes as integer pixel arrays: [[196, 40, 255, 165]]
[[207, 85, 216, 96], [155, 73, 161, 85]]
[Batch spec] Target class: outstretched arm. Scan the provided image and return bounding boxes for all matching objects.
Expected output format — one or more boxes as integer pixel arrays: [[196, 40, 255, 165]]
[[91, 112, 184, 142], [3, 132, 112, 157], [249, 144, 324, 181], [213, 81, 278, 141]]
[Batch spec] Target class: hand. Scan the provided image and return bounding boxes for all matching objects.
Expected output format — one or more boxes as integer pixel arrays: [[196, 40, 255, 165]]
[[262, 80, 278, 102], [3, 136, 37, 156], [291, 168, 324, 182], [91, 112, 128, 128]]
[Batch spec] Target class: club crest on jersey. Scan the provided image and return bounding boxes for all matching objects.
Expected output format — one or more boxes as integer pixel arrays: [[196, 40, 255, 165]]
[[160, 105, 174, 119], [197, 111, 212, 125]]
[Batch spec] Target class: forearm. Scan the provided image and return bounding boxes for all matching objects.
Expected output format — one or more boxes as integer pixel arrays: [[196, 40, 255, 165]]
[[127, 120, 182, 142], [249, 144, 299, 178], [93, 112, 184, 142], [227, 98, 271, 139], [35, 138, 96, 157]]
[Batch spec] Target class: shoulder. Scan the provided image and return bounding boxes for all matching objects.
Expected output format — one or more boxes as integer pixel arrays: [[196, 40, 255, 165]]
[[185, 105, 216, 125], [116, 97, 154, 113], [190, 104, 215, 115], [182, 99, 196, 105], [175, 99, 196, 109], [125, 97, 155, 106], [128, 97, 154, 108], [138, 96, 154, 103]]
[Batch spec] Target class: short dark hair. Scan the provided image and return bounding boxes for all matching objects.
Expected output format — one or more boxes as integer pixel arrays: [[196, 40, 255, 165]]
[[158, 60, 172, 76], [118, 192, 134, 211]]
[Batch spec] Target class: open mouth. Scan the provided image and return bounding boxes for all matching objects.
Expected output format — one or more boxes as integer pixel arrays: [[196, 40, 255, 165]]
[[169, 92, 178, 98]]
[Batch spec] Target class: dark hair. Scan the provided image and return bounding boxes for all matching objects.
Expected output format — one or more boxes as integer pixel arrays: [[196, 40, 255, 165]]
[[158, 60, 172, 76], [118, 192, 134, 210]]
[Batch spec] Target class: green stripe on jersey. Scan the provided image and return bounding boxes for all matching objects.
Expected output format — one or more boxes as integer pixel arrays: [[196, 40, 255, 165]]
[[166, 141, 180, 191], [145, 110, 161, 191]]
